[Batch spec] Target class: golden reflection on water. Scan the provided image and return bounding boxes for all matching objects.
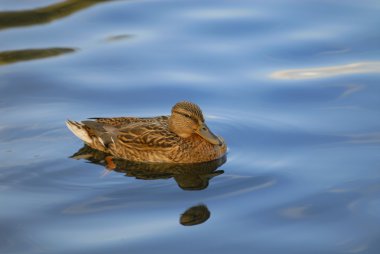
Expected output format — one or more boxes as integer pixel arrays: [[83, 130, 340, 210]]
[[0, 48, 75, 65], [271, 61, 380, 80], [0, 0, 109, 30], [0, 0, 113, 66]]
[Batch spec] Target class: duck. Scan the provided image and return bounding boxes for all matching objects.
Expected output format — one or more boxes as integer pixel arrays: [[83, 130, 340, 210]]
[[66, 101, 227, 163]]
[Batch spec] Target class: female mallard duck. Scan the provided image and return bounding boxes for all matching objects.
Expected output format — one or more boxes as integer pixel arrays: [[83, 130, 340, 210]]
[[66, 101, 227, 163]]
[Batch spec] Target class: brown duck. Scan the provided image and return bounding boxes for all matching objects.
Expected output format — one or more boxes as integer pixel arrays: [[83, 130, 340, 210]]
[[66, 101, 227, 163]]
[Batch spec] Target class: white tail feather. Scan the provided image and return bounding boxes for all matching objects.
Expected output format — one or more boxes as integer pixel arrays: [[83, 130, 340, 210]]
[[66, 120, 93, 144]]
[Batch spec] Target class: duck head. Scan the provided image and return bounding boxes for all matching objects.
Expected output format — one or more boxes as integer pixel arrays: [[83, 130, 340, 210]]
[[168, 101, 222, 146]]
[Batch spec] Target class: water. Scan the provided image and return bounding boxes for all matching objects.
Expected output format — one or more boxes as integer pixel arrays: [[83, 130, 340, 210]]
[[1, 0, 380, 253]]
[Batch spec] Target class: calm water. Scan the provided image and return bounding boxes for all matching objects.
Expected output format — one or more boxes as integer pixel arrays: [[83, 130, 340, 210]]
[[1, 0, 380, 253]]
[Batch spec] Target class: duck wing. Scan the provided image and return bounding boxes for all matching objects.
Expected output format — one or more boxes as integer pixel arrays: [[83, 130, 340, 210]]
[[116, 121, 180, 149]]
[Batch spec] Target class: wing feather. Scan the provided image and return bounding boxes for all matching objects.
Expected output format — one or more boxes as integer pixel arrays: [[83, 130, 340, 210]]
[[117, 122, 179, 148], [90, 116, 169, 127]]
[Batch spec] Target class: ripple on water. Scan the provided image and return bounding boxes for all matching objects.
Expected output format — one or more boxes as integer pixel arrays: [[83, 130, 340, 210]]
[[1, 0, 380, 253]]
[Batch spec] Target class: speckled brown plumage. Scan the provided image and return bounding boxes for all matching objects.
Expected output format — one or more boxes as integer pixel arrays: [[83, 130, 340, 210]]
[[90, 116, 169, 127], [66, 101, 227, 163]]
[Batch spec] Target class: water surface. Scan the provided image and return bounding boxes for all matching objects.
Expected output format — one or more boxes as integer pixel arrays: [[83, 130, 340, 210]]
[[1, 0, 380, 253]]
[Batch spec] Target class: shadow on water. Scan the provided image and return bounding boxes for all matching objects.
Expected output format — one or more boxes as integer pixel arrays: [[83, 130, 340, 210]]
[[0, 0, 112, 30], [0, 47, 76, 65]]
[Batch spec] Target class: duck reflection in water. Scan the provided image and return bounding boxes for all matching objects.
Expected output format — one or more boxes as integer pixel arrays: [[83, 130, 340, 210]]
[[180, 204, 210, 226], [71, 145, 224, 225], [71, 145, 226, 191]]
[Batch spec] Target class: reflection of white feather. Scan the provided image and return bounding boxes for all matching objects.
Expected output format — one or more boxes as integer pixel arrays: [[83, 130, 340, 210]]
[[66, 120, 92, 144]]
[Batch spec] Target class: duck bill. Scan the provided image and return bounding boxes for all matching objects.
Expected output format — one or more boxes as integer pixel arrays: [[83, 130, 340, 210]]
[[196, 123, 221, 145]]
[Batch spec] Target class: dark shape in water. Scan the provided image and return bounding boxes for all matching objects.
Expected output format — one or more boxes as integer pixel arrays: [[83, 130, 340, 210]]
[[0, 0, 111, 30], [180, 204, 211, 226], [71, 145, 226, 191], [0, 48, 75, 66], [105, 34, 134, 42]]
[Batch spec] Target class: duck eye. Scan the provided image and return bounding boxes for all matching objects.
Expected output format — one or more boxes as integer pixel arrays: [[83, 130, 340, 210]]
[[184, 114, 191, 118]]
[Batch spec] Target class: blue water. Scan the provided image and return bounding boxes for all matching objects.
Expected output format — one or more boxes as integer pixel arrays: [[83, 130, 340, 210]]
[[1, 0, 380, 253]]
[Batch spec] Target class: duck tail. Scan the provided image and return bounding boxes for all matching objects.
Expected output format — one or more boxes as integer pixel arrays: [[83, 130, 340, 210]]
[[66, 120, 93, 145], [66, 120, 118, 150]]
